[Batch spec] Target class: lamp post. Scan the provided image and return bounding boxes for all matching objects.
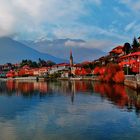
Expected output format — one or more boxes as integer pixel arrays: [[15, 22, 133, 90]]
[[126, 64, 129, 75]]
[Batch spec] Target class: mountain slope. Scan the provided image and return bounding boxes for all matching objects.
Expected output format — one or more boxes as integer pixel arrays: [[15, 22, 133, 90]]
[[0, 37, 65, 64]]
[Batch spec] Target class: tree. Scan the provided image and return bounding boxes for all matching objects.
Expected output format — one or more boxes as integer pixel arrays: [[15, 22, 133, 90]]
[[123, 42, 131, 55], [82, 62, 94, 69], [20, 59, 28, 67], [132, 37, 139, 52], [38, 58, 47, 67], [20, 59, 39, 68], [46, 60, 56, 67], [30, 61, 38, 68], [113, 71, 125, 83], [97, 64, 124, 83]]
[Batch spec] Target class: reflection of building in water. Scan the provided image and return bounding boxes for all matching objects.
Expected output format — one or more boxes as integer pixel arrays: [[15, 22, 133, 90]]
[[6, 81, 49, 95], [94, 83, 129, 108], [71, 81, 76, 104], [126, 87, 140, 117], [2, 80, 140, 117]]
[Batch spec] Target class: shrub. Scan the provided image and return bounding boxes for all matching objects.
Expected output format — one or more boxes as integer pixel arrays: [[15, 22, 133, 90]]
[[113, 71, 125, 83], [97, 63, 124, 83]]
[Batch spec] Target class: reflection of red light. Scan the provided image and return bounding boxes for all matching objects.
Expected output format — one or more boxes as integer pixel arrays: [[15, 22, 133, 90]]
[[5, 80, 140, 112], [6, 80, 15, 91], [6, 81, 48, 94], [74, 81, 89, 92], [38, 82, 48, 93], [94, 83, 129, 108]]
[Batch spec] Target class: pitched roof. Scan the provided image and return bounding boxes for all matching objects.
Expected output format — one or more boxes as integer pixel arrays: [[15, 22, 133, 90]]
[[121, 51, 140, 59]]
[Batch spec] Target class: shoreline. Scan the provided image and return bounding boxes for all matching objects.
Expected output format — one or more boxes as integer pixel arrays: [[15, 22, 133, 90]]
[[0, 77, 46, 82], [58, 76, 140, 90], [0, 76, 140, 90]]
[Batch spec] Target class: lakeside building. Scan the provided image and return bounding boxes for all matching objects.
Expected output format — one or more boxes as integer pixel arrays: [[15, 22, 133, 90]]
[[1, 37, 140, 79], [93, 45, 125, 67], [93, 42, 140, 75], [119, 52, 140, 73], [49, 63, 70, 75]]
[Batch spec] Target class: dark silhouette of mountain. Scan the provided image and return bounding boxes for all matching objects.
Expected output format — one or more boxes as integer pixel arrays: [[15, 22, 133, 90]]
[[0, 37, 66, 64], [22, 38, 106, 62]]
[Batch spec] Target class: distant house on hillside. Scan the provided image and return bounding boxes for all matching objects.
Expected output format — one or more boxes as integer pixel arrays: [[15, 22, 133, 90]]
[[1, 63, 13, 71], [109, 46, 124, 57], [92, 45, 124, 66], [109, 46, 124, 63]]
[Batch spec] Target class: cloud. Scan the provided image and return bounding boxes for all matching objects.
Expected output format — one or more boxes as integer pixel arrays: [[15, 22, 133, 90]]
[[51, 22, 129, 42], [119, 0, 140, 12], [65, 40, 85, 47], [88, 0, 102, 5], [0, 0, 102, 38], [114, 7, 129, 17], [0, 0, 136, 52], [0, 1, 16, 36], [65, 39, 118, 51], [125, 21, 136, 32]]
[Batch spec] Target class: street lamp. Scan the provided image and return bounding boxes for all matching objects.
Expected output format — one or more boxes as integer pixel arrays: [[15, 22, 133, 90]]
[[126, 64, 129, 75]]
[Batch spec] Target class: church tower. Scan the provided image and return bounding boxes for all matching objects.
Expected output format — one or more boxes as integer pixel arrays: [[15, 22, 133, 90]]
[[70, 49, 73, 67]]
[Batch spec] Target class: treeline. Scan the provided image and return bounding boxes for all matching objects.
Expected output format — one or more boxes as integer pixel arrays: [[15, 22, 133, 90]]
[[123, 36, 140, 54], [20, 58, 56, 68]]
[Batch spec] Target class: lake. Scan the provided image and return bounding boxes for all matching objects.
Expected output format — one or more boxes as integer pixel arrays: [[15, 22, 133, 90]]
[[0, 80, 140, 140]]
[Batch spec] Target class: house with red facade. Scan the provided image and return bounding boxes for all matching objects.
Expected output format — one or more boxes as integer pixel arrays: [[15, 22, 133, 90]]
[[109, 46, 124, 56], [119, 51, 140, 73], [109, 46, 124, 63]]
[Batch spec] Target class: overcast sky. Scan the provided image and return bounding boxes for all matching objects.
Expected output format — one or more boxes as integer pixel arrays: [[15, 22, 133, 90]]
[[0, 0, 140, 50]]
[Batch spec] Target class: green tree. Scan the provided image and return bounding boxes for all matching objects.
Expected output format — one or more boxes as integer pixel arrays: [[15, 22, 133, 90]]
[[46, 60, 56, 67], [132, 37, 139, 52], [123, 42, 131, 55], [38, 58, 47, 67], [20, 59, 39, 68], [20, 59, 28, 67], [30, 61, 39, 68]]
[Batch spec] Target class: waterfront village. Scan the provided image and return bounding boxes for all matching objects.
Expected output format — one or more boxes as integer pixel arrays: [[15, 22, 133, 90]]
[[0, 36, 140, 89]]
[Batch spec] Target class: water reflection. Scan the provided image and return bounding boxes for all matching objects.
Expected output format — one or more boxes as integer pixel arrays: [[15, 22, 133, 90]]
[[0, 80, 140, 140], [0, 80, 140, 114]]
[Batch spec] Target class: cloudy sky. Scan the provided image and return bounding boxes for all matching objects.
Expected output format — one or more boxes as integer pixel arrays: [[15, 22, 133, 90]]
[[0, 0, 140, 51]]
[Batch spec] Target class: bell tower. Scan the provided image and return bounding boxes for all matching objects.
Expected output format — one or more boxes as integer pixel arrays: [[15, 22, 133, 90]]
[[70, 49, 73, 67]]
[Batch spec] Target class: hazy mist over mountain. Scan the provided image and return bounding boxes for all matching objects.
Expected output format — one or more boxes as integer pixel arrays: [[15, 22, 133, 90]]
[[22, 38, 106, 62]]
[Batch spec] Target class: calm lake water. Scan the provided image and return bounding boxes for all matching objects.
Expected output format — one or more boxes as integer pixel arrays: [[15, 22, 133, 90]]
[[0, 80, 140, 140]]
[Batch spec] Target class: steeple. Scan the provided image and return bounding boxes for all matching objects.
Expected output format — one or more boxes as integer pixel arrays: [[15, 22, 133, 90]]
[[70, 49, 73, 67]]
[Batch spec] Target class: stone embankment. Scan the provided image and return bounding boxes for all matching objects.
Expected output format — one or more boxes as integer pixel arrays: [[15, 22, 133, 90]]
[[0, 77, 47, 82], [124, 74, 140, 89], [59, 75, 140, 90]]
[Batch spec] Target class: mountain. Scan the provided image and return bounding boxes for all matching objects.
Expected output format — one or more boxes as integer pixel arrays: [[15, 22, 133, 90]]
[[0, 37, 66, 64], [22, 38, 106, 62]]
